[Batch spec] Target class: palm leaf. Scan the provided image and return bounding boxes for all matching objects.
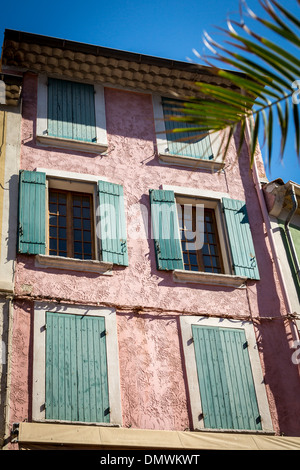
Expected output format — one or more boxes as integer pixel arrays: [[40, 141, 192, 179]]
[[165, 0, 300, 168]]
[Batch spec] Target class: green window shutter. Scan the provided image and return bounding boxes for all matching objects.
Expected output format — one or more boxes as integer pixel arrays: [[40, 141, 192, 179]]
[[98, 181, 128, 266], [48, 78, 96, 143], [149, 189, 184, 271], [192, 325, 262, 431], [45, 312, 110, 423], [162, 97, 213, 160], [222, 197, 260, 280], [18, 170, 46, 255]]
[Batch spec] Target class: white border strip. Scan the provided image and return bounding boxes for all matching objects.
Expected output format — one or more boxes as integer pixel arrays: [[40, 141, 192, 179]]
[[180, 315, 273, 433]]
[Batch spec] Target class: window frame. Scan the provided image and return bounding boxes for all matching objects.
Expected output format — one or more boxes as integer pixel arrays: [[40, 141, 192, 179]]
[[35, 168, 113, 275], [180, 315, 273, 433], [32, 301, 122, 426], [166, 185, 248, 287], [152, 94, 224, 171], [48, 188, 95, 260], [36, 75, 108, 154], [177, 198, 225, 275]]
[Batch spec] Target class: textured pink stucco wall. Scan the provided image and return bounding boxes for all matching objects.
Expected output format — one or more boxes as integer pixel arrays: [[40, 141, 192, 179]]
[[9, 72, 300, 438]]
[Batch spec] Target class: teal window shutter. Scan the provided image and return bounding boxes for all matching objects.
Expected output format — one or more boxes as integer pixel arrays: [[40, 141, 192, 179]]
[[98, 181, 128, 266], [192, 325, 262, 431], [222, 197, 260, 280], [48, 78, 96, 143], [18, 170, 46, 255], [45, 312, 110, 423], [149, 189, 184, 271], [162, 97, 213, 160]]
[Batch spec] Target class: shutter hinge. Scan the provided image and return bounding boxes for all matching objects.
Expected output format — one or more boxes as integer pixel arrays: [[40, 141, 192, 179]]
[[243, 341, 249, 349], [256, 415, 262, 424]]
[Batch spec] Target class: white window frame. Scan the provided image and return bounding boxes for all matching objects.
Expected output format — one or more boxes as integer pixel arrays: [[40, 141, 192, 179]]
[[152, 94, 224, 171], [180, 315, 274, 433], [36, 74, 108, 154], [32, 301, 122, 426], [34, 168, 113, 274], [162, 184, 247, 288]]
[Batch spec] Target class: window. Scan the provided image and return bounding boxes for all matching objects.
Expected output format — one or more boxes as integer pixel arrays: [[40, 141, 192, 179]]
[[17, 170, 128, 272], [149, 187, 260, 285], [152, 94, 224, 170], [37, 76, 108, 154], [32, 302, 122, 425], [48, 190, 94, 260], [178, 204, 224, 274], [180, 316, 273, 433]]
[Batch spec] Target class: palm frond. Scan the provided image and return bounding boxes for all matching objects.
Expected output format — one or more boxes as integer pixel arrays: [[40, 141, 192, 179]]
[[166, 0, 300, 168]]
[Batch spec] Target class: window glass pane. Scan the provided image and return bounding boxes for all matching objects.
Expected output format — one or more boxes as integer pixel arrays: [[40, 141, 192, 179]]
[[73, 195, 82, 206], [82, 196, 90, 207], [59, 228, 67, 239], [49, 192, 57, 203], [49, 215, 57, 225], [49, 203, 57, 214], [74, 241, 82, 254], [59, 240, 67, 251], [58, 193, 67, 204], [84, 243, 92, 255], [73, 206, 81, 218], [74, 230, 82, 241], [58, 204, 67, 216], [82, 207, 90, 218], [50, 239, 57, 250], [84, 219, 91, 230], [49, 226, 57, 238], [73, 218, 82, 229], [59, 216, 66, 227], [83, 231, 91, 242]]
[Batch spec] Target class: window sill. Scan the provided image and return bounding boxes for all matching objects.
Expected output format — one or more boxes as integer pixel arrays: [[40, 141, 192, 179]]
[[35, 254, 113, 275], [159, 153, 225, 171], [36, 134, 108, 155], [173, 269, 247, 288]]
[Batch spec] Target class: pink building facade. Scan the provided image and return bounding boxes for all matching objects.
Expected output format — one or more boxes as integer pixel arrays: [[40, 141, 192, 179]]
[[1, 30, 300, 450]]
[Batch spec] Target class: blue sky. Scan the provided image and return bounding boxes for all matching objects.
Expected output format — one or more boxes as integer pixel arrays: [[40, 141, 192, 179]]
[[1, 0, 299, 183]]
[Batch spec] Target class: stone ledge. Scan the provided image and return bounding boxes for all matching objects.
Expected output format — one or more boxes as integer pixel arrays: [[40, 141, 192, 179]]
[[35, 255, 113, 275], [173, 269, 247, 288], [36, 134, 108, 155], [159, 153, 225, 172]]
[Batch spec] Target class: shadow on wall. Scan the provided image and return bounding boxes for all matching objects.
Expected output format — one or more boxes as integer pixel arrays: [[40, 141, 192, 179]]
[[236, 132, 300, 436]]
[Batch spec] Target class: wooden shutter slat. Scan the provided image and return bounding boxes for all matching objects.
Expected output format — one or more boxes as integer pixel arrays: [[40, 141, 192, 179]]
[[18, 170, 46, 255], [98, 181, 128, 266], [222, 197, 260, 280], [48, 78, 96, 143], [149, 189, 184, 271], [45, 312, 109, 423], [192, 325, 262, 431]]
